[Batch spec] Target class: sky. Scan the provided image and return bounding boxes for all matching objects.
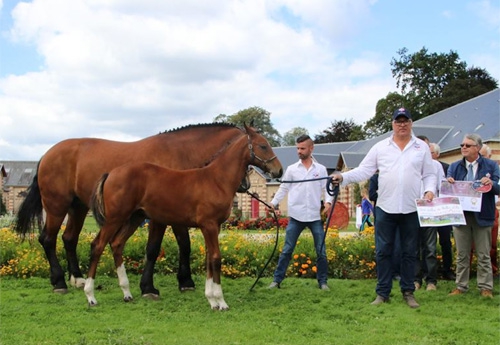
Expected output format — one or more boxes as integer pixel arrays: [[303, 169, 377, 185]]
[[0, 0, 499, 161]]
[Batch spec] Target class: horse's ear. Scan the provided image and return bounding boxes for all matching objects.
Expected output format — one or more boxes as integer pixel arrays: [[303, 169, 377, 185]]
[[243, 122, 250, 133]]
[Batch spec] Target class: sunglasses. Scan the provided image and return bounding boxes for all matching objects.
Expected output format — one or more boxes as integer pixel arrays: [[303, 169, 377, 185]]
[[393, 119, 411, 125], [460, 143, 476, 148]]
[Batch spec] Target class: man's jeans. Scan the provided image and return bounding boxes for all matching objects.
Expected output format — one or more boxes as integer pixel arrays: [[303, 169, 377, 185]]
[[273, 218, 328, 286], [374, 207, 419, 298]]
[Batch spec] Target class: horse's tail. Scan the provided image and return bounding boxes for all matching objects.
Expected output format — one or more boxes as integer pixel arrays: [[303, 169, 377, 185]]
[[13, 162, 43, 237], [90, 173, 109, 227]]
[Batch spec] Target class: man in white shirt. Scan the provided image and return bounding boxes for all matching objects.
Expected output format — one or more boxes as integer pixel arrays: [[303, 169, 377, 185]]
[[331, 108, 436, 308], [268, 135, 333, 290]]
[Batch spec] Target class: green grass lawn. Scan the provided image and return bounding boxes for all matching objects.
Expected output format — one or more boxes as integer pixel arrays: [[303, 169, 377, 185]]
[[1, 275, 498, 345]]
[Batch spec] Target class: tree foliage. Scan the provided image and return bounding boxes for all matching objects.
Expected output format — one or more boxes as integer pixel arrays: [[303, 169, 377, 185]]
[[314, 119, 365, 144], [281, 127, 309, 146], [390, 47, 497, 119], [363, 92, 406, 138], [213, 106, 282, 147]]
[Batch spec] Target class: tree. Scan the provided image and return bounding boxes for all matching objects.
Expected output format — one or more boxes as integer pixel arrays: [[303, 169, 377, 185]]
[[363, 92, 407, 138], [429, 67, 499, 113], [390, 47, 497, 118], [314, 119, 365, 144], [281, 127, 309, 146], [213, 106, 282, 147]]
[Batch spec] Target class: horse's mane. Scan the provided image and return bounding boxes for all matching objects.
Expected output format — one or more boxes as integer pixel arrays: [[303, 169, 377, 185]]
[[159, 122, 239, 135]]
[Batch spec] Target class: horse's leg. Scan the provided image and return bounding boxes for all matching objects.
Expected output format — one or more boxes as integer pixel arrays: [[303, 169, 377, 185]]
[[172, 225, 196, 291], [84, 225, 118, 306], [139, 220, 165, 299], [109, 217, 144, 303], [63, 204, 88, 289], [202, 226, 228, 310], [39, 214, 68, 293]]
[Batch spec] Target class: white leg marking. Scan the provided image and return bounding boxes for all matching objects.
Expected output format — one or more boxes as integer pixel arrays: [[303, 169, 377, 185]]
[[117, 264, 133, 302], [205, 278, 218, 309], [205, 278, 229, 310], [70, 275, 86, 289], [213, 283, 229, 310], [84, 278, 98, 306]]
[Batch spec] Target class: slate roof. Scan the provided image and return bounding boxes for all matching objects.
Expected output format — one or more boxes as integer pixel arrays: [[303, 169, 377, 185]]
[[0, 161, 38, 188]]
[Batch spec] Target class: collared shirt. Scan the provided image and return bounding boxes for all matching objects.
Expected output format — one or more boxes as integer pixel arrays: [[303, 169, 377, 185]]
[[341, 134, 437, 214], [433, 159, 446, 196], [271, 159, 333, 222]]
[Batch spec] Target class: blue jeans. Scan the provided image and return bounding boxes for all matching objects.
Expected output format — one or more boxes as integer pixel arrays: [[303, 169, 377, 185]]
[[374, 207, 419, 298], [360, 215, 373, 231], [273, 218, 328, 286], [392, 229, 401, 278], [415, 227, 438, 285]]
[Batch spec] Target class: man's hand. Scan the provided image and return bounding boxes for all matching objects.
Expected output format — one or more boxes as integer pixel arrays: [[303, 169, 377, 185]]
[[323, 202, 331, 215], [330, 172, 343, 184], [424, 191, 435, 202]]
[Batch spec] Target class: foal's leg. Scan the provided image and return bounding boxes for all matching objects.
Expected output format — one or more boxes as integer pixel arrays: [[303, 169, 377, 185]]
[[63, 204, 88, 289], [84, 225, 119, 306], [202, 226, 228, 310], [172, 225, 196, 291], [109, 218, 144, 302]]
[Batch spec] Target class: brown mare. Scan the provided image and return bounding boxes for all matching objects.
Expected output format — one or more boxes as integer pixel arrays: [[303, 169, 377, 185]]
[[86, 124, 282, 309], [14, 123, 250, 296]]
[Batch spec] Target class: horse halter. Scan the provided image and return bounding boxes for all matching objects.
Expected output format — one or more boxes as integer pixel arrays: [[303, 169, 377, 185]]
[[247, 135, 277, 169]]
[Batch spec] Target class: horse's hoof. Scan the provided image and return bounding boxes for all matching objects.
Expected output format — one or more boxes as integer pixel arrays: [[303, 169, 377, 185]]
[[88, 301, 98, 307], [53, 288, 68, 294], [142, 293, 160, 300], [123, 296, 134, 303], [180, 287, 195, 292]]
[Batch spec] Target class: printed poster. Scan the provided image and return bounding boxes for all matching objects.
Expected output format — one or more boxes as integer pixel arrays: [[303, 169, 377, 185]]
[[415, 197, 466, 227], [439, 180, 482, 212]]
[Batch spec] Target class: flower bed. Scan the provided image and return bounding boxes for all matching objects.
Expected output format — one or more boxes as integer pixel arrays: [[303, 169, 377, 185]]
[[0, 222, 461, 280]]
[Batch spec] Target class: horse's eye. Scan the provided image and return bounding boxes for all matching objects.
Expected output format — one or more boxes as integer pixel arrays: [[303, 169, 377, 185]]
[[259, 144, 268, 150]]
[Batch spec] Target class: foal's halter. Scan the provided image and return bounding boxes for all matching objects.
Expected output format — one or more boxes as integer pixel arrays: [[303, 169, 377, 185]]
[[247, 135, 277, 169]]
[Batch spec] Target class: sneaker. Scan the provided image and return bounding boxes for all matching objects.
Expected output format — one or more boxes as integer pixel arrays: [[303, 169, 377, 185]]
[[448, 288, 465, 296], [426, 283, 437, 291], [403, 292, 420, 308], [370, 295, 388, 305], [320, 284, 330, 291], [414, 282, 421, 290], [480, 289, 493, 298], [268, 281, 280, 289]]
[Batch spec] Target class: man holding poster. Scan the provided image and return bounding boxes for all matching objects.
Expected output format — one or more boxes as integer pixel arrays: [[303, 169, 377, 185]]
[[446, 134, 499, 298]]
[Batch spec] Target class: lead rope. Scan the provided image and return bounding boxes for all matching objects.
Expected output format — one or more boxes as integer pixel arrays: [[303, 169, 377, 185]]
[[248, 176, 339, 291]]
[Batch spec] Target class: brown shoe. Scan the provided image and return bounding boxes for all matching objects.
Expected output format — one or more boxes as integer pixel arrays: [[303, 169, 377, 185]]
[[403, 292, 419, 308], [480, 289, 493, 298], [448, 288, 465, 296], [370, 295, 389, 305]]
